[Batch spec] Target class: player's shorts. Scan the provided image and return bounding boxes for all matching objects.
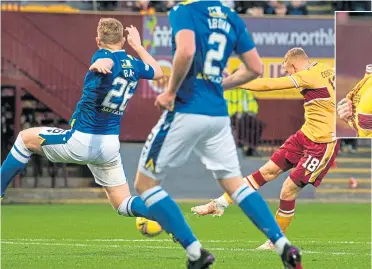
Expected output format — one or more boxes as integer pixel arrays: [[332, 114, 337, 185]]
[[138, 111, 241, 181], [271, 130, 340, 188], [39, 127, 126, 187]]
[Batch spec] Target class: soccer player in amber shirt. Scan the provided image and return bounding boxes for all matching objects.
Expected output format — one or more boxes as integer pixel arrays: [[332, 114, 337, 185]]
[[192, 48, 340, 250], [337, 65, 372, 137]]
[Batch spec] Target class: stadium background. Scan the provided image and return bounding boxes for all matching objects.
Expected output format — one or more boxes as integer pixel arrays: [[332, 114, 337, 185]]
[[1, 1, 371, 203], [336, 11, 372, 137]]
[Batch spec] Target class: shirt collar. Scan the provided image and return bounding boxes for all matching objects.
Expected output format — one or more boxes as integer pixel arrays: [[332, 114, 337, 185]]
[[366, 64, 372, 74], [307, 62, 317, 70]]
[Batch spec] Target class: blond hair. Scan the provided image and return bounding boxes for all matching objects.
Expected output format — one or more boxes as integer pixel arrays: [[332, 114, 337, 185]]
[[283, 47, 309, 64], [97, 18, 123, 45]]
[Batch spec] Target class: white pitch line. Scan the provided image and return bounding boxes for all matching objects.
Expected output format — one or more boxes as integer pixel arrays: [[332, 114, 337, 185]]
[[2, 238, 372, 245], [1, 241, 371, 257]]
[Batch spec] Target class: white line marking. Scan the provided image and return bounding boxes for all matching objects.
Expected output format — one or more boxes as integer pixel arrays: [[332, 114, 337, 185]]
[[1, 241, 371, 256], [2, 238, 371, 245]]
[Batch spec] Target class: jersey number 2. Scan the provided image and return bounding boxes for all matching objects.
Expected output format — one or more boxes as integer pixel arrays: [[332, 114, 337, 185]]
[[102, 77, 137, 111], [204, 33, 227, 76]]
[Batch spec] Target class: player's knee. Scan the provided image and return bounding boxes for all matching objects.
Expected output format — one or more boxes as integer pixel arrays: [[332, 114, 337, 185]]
[[280, 178, 300, 200], [20, 127, 44, 153], [104, 185, 131, 210], [19, 130, 35, 151], [134, 172, 159, 194], [134, 177, 147, 194], [19, 127, 43, 153], [280, 186, 296, 200], [260, 162, 281, 181]]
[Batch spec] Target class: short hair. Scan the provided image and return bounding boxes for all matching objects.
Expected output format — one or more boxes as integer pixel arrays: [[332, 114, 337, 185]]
[[97, 18, 123, 45], [283, 47, 309, 64]]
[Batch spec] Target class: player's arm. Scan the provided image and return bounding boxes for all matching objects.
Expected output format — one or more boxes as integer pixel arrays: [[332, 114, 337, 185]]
[[338, 77, 370, 124], [337, 98, 353, 123], [241, 69, 312, 91], [154, 5, 195, 111], [356, 81, 372, 133], [89, 58, 114, 74], [223, 51, 263, 90], [222, 15, 262, 90], [240, 76, 298, 91], [167, 7, 195, 94], [167, 30, 195, 94], [126, 25, 163, 80]]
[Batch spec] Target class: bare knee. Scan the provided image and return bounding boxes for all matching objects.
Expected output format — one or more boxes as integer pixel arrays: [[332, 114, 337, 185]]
[[219, 176, 246, 197], [134, 172, 159, 195], [20, 127, 45, 154], [259, 160, 283, 182], [280, 178, 301, 200], [104, 184, 131, 210]]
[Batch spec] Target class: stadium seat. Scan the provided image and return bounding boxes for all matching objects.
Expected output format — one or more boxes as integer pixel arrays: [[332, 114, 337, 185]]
[[19, 4, 79, 13], [1, 4, 20, 11], [45, 5, 80, 13]]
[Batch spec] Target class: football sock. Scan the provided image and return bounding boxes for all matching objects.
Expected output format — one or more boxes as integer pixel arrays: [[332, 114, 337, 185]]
[[245, 170, 267, 190], [216, 170, 267, 207], [275, 199, 295, 233], [231, 184, 289, 255], [215, 193, 233, 207], [141, 186, 201, 261], [118, 196, 155, 220], [1, 134, 32, 196]]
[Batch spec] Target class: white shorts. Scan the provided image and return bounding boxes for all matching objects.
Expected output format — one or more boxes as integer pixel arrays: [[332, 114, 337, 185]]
[[39, 127, 126, 187], [138, 112, 242, 181]]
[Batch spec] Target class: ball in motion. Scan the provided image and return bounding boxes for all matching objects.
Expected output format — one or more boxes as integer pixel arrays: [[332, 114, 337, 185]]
[[135, 217, 163, 237]]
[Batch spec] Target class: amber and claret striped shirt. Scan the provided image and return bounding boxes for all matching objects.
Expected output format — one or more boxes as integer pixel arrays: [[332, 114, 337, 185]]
[[346, 65, 372, 138], [242, 62, 335, 143]]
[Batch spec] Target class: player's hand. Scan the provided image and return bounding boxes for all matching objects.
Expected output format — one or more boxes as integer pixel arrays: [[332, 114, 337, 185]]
[[126, 25, 142, 51], [337, 98, 353, 121], [154, 91, 175, 111], [89, 59, 113, 74]]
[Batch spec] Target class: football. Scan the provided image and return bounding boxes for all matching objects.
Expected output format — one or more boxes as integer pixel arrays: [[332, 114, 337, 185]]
[[135, 217, 163, 237]]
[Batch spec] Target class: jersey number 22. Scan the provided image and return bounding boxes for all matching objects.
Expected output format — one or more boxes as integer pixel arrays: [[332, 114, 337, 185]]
[[102, 77, 137, 112]]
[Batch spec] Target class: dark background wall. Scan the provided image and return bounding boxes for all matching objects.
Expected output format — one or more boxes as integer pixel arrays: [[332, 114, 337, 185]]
[[2, 12, 330, 142]]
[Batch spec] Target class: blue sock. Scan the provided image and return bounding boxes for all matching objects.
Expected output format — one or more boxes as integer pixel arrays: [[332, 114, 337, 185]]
[[231, 185, 289, 254], [118, 196, 156, 220], [141, 186, 202, 261], [1, 134, 32, 196]]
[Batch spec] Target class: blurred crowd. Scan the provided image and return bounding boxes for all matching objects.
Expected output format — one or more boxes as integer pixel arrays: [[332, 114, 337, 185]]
[[77, 0, 371, 15], [6, 0, 371, 15]]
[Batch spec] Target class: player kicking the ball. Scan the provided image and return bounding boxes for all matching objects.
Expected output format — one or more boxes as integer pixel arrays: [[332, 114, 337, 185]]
[[192, 48, 340, 250], [1, 19, 163, 225], [337, 64, 372, 137], [133, 2, 302, 269]]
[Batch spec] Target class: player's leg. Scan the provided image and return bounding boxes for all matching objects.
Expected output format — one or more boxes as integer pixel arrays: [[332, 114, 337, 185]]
[[105, 184, 155, 220], [1, 127, 56, 197], [88, 154, 154, 220], [276, 138, 341, 235], [196, 117, 302, 268], [192, 133, 298, 216], [276, 177, 302, 232], [255, 132, 304, 250], [135, 172, 209, 262], [191, 160, 284, 216], [135, 112, 215, 267]]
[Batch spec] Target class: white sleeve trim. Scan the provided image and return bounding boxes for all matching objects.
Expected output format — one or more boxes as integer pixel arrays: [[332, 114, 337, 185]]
[[289, 75, 299, 88]]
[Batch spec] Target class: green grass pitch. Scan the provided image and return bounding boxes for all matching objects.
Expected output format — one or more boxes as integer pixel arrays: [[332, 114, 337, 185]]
[[1, 203, 371, 269]]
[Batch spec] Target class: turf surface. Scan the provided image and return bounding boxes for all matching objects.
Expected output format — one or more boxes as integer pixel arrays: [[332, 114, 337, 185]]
[[1, 203, 371, 269]]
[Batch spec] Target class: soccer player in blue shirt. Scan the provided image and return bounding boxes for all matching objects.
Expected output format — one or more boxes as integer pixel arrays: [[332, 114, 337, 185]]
[[134, 2, 303, 269], [1, 19, 163, 224]]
